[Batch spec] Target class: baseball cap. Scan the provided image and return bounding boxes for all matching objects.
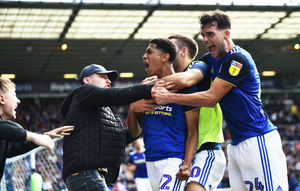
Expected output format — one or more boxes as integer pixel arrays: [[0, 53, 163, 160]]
[[77, 64, 118, 82]]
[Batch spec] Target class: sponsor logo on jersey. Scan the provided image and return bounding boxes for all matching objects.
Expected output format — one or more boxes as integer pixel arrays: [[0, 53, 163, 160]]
[[229, 60, 243, 76], [144, 105, 173, 116]]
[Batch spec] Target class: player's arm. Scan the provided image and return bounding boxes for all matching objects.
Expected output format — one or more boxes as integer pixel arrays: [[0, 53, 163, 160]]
[[161, 69, 204, 89], [127, 100, 149, 138], [176, 108, 199, 181], [153, 78, 232, 107]]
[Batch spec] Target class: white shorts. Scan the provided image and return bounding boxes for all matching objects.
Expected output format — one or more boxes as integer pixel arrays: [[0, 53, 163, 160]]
[[135, 177, 152, 191], [227, 130, 288, 191], [187, 149, 226, 190], [146, 158, 186, 191]]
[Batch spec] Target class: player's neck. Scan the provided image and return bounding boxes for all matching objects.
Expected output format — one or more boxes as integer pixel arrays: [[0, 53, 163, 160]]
[[156, 63, 175, 79], [226, 39, 235, 54], [219, 39, 235, 58], [179, 59, 193, 72]]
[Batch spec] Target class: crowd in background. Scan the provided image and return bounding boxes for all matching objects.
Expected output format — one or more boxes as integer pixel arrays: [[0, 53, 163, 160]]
[[3, 93, 300, 191]]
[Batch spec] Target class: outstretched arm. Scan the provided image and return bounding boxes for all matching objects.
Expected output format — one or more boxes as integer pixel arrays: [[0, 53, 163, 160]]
[[26, 132, 55, 151], [161, 69, 204, 89], [153, 78, 233, 107], [0, 120, 54, 151], [44, 125, 74, 138], [176, 109, 199, 181], [0, 120, 27, 142], [77, 84, 153, 107]]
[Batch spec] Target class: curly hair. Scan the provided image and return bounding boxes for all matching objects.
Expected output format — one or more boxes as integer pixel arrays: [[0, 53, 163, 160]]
[[199, 9, 231, 30]]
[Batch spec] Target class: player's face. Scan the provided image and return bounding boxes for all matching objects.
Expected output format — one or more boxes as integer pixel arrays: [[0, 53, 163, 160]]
[[201, 21, 227, 58], [142, 43, 165, 77], [85, 73, 111, 88], [0, 89, 20, 120]]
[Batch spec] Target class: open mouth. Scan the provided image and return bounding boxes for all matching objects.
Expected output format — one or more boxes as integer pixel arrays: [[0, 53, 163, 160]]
[[207, 44, 216, 52], [144, 62, 149, 69]]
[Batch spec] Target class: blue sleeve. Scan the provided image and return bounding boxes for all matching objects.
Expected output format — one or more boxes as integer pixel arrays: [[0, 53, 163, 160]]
[[179, 86, 199, 112], [189, 61, 209, 79], [217, 53, 251, 86]]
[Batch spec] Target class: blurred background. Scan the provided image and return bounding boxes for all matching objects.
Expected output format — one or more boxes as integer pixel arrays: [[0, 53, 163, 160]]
[[1, 0, 300, 190]]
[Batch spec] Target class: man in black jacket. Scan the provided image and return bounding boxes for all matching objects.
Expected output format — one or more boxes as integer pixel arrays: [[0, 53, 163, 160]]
[[61, 64, 153, 191], [0, 77, 74, 180]]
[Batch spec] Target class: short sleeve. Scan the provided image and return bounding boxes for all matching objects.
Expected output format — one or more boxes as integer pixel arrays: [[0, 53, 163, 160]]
[[180, 86, 199, 112], [217, 53, 251, 87], [189, 61, 210, 79]]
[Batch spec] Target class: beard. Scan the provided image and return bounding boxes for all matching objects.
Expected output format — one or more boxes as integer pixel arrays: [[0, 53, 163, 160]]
[[216, 42, 227, 58]]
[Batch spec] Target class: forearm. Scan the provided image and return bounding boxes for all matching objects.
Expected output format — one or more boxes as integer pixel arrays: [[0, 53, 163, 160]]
[[79, 84, 153, 107], [161, 73, 191, 89], [161, 71, 200, 89], [127, 110, 143, 138], [169, 91, 218, 108], [183, 132, 198, 167]]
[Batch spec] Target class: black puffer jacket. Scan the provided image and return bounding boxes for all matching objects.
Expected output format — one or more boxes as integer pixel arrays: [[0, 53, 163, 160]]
[[61, 84, 152, 184]]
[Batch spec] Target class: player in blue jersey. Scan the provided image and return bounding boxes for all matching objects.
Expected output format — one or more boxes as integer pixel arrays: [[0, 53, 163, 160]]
[[165, 34, 226, 191], [127, 138, 152, 191], [128, 38, 199, 191], [153, 10, 288, 191]]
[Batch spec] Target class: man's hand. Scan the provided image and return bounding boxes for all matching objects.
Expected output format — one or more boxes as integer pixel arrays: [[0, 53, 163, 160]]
[[176, 164, 191, 181], [129, 99, 156, 113], [44, 125, 74, 138], [152, 81, 175, 105], [26, 132, 55, 152], [141, 76, 158, 85]]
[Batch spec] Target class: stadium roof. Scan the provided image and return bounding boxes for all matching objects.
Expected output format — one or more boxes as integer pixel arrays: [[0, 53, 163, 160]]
[[0, 1, 300, 80]]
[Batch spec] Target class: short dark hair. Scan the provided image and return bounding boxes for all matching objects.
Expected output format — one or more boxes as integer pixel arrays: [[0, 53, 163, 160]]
[[199, 9, 231, 30], [168, 34, 198, 60], [149, 38, 177, 63]]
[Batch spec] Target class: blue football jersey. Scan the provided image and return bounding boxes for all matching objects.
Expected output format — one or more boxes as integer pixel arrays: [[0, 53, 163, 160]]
[[129, 150, 148, 178], [142, 87, 198, 161], [200, 46, 277, 145]]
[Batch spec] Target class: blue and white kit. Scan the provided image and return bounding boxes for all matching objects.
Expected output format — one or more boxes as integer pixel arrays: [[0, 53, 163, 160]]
[[142, 86, 197, 191], [200, 46, 288, 190]]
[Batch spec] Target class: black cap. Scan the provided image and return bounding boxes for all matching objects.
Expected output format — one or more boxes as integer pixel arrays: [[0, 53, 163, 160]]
[[77, 64, 118, 82]]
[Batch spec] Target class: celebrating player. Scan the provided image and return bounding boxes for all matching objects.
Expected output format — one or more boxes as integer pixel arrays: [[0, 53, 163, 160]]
[[128, 38, 199, 191], [161, 34, 226, 190], [152, 10, 288, 190]]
